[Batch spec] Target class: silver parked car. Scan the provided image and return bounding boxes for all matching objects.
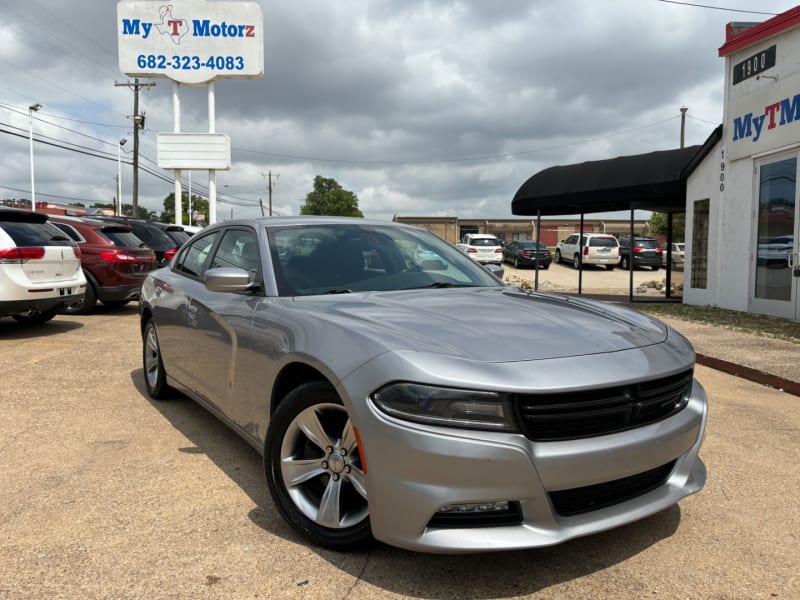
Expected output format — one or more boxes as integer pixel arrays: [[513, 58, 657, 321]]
[[139, 217, 707, 554]]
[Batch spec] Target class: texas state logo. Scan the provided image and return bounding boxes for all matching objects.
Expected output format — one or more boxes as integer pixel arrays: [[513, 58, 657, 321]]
[[154, 5, 189, 45]]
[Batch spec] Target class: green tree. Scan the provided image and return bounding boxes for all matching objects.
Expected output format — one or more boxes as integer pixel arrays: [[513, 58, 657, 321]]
[[300, 176, 363, 217], [161, 192, 209, 225], [647, 212, 685, 240]]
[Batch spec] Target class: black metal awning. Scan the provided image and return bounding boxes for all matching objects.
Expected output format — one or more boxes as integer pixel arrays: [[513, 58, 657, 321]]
[[511, 125, 722, 216]]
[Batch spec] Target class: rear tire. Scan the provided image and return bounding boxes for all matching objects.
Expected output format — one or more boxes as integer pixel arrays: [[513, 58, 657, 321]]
[[513, 257, 520, 268], [572, 255, 581, 270], [555, 249, 562, 264], [12, 309, 57, 324], [606, 265, 615, 271], [621, 256, 630, 270], [265, 382, 373, 551], [651, 265, 660, 272]]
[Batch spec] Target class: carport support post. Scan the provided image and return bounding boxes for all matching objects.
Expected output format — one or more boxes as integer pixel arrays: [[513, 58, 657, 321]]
[[578, 213, 584, 294], [666, 213, 673, 298], [629, 206, 634, 303], [534, 210, 541, 291]]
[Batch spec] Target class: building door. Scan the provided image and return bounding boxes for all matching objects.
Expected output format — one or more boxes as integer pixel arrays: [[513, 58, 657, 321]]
[[751, 156, 800, 319]]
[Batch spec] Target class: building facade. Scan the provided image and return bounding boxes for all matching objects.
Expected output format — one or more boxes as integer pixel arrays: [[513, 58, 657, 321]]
[[685, 8, 800, 320], [393, 216, 648, 248]]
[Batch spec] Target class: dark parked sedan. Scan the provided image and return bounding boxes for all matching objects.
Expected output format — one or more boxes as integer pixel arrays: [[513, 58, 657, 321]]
[[502, 240, 552, 269], [139, 217, 706, 553]]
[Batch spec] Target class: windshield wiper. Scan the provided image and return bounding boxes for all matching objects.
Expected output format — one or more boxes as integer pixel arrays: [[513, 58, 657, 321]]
[[415, 282, 475, 289]]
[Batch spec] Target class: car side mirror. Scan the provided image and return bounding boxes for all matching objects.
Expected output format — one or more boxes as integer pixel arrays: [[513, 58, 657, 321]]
[[483, 263, 504, 279], [204, 267, 257, 293]]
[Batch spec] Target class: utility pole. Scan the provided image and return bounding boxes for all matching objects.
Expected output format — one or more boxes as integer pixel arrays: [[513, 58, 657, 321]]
[[262, 170, 279, 216], [115, 78, 156, 216], [680, 106, 688, 148]]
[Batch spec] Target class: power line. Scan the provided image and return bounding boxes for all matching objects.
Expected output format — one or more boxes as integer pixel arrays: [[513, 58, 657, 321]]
[[232, 116, 683, 165], [655, 0, 778, 15]]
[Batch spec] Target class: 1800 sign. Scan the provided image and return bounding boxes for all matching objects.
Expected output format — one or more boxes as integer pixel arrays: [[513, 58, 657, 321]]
[[733, 45, 776, 85]]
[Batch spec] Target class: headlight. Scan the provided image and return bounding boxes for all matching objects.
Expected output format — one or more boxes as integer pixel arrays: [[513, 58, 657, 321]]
[[370, 383, 518, 432]]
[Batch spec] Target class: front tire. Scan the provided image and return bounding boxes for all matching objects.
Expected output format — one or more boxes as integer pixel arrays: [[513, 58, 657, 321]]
[[513, 257, 520, 268], [265, 382, 372, 551], [142, 319, 173, 400]]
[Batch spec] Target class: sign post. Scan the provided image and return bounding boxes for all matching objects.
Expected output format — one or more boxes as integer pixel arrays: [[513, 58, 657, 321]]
[[117, 0, 264, 224]]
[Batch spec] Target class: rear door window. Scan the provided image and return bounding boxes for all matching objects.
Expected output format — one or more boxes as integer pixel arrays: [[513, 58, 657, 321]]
[[51, 222, 85, 243]]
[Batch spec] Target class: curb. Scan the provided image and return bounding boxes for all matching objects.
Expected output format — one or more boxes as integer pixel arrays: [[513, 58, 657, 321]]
[[696, 353, 800, 397]]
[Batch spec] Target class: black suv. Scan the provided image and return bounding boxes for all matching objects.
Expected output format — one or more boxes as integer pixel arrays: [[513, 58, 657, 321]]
[[619, 236, 663, 271], [94, 218, 190, 267]]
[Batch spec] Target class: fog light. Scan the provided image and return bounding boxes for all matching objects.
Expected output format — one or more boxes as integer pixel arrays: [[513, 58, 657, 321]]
[[438, 501, 510, 513]]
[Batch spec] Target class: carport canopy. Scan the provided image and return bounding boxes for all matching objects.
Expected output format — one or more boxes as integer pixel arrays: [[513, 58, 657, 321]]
[[511, 125, 721, 216]]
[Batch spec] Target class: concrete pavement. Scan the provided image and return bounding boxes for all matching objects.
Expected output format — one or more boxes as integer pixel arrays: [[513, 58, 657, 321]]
[[655, 315, 800, 397]]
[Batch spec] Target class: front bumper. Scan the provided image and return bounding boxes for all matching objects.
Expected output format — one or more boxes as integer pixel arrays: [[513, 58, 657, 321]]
[[340, 363, 707, 553]]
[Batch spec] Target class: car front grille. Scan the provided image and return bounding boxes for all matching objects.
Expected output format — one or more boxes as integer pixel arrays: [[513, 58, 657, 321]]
[[514, 369, 693, 442], [548, 460, 677, 516]]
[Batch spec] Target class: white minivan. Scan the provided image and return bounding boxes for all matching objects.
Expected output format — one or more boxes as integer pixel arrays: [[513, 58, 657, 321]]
[[0, 208, 86, 324]]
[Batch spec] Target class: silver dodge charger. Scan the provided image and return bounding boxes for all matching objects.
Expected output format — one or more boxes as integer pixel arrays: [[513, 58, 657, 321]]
[[139, 216, 707, 554]]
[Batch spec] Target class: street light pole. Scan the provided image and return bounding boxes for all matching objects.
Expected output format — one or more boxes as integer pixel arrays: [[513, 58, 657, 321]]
[[28, 103, 42, 212], [118, 138, 128, 216]]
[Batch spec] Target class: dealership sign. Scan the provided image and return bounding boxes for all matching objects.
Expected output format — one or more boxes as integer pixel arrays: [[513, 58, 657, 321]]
[[117, 0, 263, 84], [727, 71, 800, 161]]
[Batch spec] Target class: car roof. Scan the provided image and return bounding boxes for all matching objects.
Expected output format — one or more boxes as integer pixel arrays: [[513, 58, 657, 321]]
[[0, 207, 48, 223]]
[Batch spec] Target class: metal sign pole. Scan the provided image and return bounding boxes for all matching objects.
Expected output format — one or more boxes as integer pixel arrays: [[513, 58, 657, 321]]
[[208, 81, 217, 224], [173, 81, 182, 226]]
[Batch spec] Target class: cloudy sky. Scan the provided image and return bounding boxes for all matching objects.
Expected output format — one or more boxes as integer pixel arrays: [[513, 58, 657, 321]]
[[0, 0, 795, 223]]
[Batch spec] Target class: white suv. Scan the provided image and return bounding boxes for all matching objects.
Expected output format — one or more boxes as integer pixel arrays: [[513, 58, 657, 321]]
[[555, 233, 621, 270], [0, 208, 86, 324], [455, 233, 503, 265]]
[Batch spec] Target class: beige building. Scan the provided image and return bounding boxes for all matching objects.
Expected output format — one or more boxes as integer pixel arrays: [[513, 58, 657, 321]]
[[393, 215, 648, 247]]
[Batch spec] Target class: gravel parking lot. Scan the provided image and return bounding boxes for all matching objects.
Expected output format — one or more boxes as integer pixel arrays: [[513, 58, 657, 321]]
[[1, 306, 798, 600], [502, 261, 684, 296]]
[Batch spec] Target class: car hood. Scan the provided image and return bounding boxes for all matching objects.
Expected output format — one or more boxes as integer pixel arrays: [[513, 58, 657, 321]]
[[288, 287, 668, 362]]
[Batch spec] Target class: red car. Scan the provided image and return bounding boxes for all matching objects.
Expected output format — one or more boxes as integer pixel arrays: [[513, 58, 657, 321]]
[[48, 216, 156, 314]]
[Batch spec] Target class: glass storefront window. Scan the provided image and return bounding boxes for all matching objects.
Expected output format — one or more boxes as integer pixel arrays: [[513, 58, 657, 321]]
[[754, 158, 796, 301]]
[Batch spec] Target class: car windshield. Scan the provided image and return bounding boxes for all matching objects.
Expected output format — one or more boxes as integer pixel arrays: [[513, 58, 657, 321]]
[[469, 238, 500, 247], [589, 237, 617, 247], [520, 241, 546, 250], [269, 223, 502, 296]]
